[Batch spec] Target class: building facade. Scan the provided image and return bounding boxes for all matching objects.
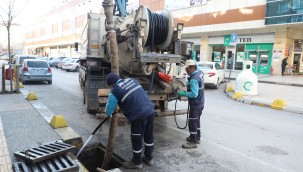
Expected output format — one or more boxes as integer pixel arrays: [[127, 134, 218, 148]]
[[24, 0, 303, 75]]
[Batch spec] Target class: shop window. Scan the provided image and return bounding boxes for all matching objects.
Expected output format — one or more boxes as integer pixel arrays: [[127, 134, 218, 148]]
[[212, 45, 225, 59]]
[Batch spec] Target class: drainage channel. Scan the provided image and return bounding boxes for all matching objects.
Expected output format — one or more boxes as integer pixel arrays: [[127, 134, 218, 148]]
[[77, 143, 124, 172]]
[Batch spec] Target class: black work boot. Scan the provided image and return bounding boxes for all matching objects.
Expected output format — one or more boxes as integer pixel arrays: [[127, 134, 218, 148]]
[[122, 161, 142, 169], [182, 142, 197, 149], [186, 137, 200, 144], [142, 156, 153, 166]]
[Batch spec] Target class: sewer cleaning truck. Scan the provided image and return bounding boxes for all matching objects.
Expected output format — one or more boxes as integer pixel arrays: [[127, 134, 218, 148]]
[[78, 0, 193, 116]]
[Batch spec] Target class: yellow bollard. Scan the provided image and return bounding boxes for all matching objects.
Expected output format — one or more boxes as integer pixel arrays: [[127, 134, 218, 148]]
[[50, 115, 68, 128], [232, 92, 243, 100], [26, 92, 38, 100], [271, 99, 286, 110], [19, 83, 24, 88]]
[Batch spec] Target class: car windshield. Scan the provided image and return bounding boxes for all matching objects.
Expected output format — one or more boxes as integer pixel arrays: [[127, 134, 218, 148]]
[[198, 64, 213, 69], [27, 61, 48, 68], [70, 59, 77, 63], [62, 58, 70, 62]]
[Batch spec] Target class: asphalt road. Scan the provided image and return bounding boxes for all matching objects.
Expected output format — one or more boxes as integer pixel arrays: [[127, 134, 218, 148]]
[[22, 68, 303, 172]]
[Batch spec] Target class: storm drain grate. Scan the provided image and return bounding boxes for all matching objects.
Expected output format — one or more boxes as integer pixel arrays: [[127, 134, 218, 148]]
[[12, 154, 79, 172], [14, 141, 76, 164]]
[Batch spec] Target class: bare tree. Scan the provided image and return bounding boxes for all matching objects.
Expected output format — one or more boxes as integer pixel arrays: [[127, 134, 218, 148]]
[[0, 0, 27, 93]]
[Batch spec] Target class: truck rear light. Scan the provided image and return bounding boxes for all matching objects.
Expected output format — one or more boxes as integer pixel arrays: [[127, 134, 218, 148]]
[[23, 67, 28, 72], [48, 67, 52, 72], [208, 72, 216, 77]]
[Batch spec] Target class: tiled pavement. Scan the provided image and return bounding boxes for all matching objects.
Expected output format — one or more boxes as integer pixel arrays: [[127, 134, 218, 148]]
[[0, 118, 12, 172]]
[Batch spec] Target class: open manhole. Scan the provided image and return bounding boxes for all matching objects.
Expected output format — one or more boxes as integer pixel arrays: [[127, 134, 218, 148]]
[[77, 144, 123, 172]]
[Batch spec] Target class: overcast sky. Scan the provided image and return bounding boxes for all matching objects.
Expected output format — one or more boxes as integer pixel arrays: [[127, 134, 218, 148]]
[[14, 0, 61, 26]]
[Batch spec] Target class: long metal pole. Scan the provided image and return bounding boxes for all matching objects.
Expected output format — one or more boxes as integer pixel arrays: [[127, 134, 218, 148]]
[[2, 65, 5, 94], [101, 0, 120, 170]]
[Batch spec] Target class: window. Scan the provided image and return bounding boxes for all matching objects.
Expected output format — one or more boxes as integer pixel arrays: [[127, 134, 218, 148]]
[[215, 63, 222, 70], [27, 61, 48, 68], [293, 0, 303, 10], [278, 2, 289, 14], [198, 64, 213, 69], [291, 15, 303, 22]]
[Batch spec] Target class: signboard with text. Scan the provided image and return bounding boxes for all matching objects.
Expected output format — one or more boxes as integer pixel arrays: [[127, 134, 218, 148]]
[[166, 0, 207, 10]]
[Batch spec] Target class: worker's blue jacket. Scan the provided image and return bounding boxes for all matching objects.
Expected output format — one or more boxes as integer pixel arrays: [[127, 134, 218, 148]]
[[105, 78, 154, 121], [186, 70, 205, 108]]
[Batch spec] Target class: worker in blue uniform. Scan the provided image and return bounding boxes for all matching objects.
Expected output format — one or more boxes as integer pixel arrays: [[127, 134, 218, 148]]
[[105, 73, 155, 169], [178, 60, 205, 149]]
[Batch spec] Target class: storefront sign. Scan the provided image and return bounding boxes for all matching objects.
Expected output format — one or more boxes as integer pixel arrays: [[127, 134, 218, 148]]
[[239, 38, 252, 43], [285, 44, 289, 56], [224, 35, 231, 46], [166, 0, 207, 10], [273, 50, 282, 60], [209, 34, 275, 45]]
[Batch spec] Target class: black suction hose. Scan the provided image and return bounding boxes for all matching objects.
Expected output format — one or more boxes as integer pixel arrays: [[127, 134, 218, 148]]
[[173, 99, 189, 129], [146, 8, 169, 48]]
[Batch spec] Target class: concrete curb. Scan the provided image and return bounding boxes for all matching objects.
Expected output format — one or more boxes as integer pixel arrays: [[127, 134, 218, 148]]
[[228, 77, 303, 87], [226, 92, 303, 115], [19, 89, 83, 148]]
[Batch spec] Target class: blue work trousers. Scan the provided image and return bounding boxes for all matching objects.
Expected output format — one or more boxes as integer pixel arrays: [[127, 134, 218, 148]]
[[130, 113, 154, 165], [188, 106, 204, 143]]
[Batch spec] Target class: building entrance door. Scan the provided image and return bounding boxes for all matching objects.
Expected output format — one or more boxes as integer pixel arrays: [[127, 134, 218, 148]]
[[293, 53, 302, 73], [226, 50, 235, 70]]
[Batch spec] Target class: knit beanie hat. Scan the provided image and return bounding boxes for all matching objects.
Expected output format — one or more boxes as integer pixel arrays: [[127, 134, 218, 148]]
[[106, 73, 120, 86]]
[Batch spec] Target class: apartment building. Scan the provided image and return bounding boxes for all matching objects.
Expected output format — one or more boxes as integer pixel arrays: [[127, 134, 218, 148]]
[[24, 0, 303, 75]]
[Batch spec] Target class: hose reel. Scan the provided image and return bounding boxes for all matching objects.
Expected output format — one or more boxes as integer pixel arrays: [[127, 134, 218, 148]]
[[134, 6, 174, 50]]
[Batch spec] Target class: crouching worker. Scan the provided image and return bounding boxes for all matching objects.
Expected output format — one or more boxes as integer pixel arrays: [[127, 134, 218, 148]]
[[178, 60, 205, 149], [105, 73, 155, 169]]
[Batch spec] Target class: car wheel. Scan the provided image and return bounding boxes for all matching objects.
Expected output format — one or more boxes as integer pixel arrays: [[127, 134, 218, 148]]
[[21, 78, 26, 84], [214, 79, 219, 89], [75, 66, 79, 72], [48, 80, 52, 84], [221, 74, 225, 83]]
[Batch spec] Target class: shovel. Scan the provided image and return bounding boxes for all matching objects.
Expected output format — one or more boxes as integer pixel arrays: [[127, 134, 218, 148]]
[[76, 117, 109, 158]]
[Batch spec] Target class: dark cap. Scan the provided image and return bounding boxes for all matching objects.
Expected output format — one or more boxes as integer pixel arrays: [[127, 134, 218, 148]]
[[106, 73, 120, 86]]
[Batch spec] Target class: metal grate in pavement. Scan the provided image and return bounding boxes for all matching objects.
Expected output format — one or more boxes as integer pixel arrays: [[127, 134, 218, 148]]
[[14, 141, 76, 164], [12, 154, 79, 172]]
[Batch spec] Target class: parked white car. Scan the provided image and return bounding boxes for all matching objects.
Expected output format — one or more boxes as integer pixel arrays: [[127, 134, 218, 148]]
[[197, 62, 225, 89], [62, 58, 80, 71]]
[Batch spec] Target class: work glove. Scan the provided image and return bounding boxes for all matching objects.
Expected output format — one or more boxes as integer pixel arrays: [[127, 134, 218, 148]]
[[178, 90, 186, 97]]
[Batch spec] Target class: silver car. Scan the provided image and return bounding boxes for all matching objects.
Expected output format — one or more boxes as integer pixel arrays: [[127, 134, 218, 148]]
[[20, 59, 52, 84]]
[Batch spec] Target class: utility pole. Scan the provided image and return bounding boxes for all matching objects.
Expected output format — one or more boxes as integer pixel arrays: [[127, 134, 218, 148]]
[[101, 0, 120, 170]]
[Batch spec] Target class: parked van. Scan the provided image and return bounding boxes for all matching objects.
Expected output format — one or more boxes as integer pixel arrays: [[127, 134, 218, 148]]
[[13, 55, 37, 65]]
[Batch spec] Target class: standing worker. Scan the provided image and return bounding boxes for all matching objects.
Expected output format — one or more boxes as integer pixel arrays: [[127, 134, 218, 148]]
[[178, 60, 205, 149], [281, 56, 288, 76], [105, 73, 155, 169]]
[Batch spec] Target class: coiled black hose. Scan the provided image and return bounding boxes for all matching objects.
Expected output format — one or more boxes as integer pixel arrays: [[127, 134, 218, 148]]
[[145, 8, 169, 48]]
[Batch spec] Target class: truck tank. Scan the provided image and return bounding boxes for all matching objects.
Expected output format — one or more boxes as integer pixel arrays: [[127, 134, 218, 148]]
[[79, 5, 193, 115]]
